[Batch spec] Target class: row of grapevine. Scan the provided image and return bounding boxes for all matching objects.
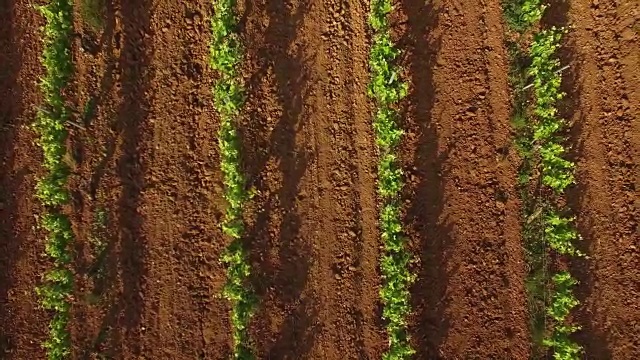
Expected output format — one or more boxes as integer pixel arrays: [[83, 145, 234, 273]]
[[367, 0, 414, 359], [34, 0, 75, 359], [208, 0, 257, 359], [504, 1, 583, 359], [530, 28, 582, 359]]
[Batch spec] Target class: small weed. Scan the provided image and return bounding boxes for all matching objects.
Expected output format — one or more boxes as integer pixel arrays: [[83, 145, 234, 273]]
[[90, 207, 108, 253], [80, 0, 106, 31], [82, 96, 98, 125], [87, 206, 109, 280]]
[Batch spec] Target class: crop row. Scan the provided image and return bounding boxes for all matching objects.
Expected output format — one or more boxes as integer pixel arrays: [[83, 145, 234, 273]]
[[529, 28, 582, 359], [368, 1, 414, 359], [209, 0, 257, 359], [504, 0, 583, 359], [34, 0, 75, 359]]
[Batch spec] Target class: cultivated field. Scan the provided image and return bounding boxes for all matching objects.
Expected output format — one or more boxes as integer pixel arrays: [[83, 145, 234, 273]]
[[0, 0, 638, 359]]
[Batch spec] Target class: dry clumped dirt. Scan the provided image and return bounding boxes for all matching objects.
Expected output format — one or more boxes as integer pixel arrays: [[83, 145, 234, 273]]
[[0, 0, 638, 359]]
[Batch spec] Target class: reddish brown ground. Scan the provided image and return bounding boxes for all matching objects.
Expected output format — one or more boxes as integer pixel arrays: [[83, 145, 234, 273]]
[[0, 1, 49, 358], [66, 0, 231, 358], [240, 0, 384, 358], [397, 0, 530, 358], [0, 0, 638, 359], [559, 0, 640, 358]]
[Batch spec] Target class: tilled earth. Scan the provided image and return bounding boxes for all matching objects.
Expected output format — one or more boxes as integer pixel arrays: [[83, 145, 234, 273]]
[[0, 0, 637, 359]]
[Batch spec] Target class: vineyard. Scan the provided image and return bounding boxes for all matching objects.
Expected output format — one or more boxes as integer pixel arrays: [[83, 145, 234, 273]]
[[0, 0, 638, 359]]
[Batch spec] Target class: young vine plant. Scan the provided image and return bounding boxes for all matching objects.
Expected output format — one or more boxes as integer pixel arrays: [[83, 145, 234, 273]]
[[368, 0, 414, 359], [209, 0, 256, 358], [34, 0, 75, 359], [529, 27, 583, 359], [502, 0, 545, 32], [502, 1, 548, 350]]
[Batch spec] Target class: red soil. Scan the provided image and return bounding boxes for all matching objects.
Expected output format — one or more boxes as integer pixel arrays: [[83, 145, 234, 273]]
[[1, 1, 49, 358], [397, 0, 529, 358], [559, 0, 639, 358], [0, 0, 637, 359]]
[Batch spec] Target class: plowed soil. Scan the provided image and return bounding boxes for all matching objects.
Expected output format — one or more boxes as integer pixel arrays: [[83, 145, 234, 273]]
[[1, 1, 49, 358], [558, 0, 639, 358], [397, 0, 530, 357], [0, 0, 638, 360]]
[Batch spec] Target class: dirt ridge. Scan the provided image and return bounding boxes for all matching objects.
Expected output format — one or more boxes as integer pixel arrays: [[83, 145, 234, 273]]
[[562, 0, 640, 358], [399, 0, 529, 358], [0, 1, 51, 358]]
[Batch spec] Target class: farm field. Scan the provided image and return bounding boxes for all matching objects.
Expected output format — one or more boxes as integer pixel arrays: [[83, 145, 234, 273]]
[[0, 0, 638, 359]]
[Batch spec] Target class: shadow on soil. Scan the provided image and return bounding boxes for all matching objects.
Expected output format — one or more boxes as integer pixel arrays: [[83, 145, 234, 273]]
[[67, 1, 122, 357], [79, 0, 153, 358], [396, 1, 451, 358], [545, 2, 612, 359], [0, 0, 26, 355], [112, 0, 153, 356], [240, 0, 317, 358], [82, 0, 119, 200]]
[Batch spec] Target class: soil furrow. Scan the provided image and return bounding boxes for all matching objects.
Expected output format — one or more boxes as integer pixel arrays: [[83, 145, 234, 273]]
[[110, 0, 154, 357], [342, 0, 385, 356], [69, 0, 232, 357], [68, 0, 120, 357], [241, 1, 320, 358], [0, 1, 48, 358], [563, 0, 640, 357], [241, 0, 382, 358], [311, 0, 382, 357], [65, 0, 156, 357], [399, 0, 529, 358], [132, 1, 229, 358]]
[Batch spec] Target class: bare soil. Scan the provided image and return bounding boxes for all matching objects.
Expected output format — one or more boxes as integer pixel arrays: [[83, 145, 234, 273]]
[[397, 0, 531, 358], [1, 1, 49, 358], [0, 0, 638, 359], [558, 0, 639, 358]]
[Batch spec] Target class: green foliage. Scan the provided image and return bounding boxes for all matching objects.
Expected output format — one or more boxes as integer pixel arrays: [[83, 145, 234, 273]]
[[528, 28, 575, 194], [378, 154, 403, 198], [369, 0, 414, 358], [41, 213, 74, 264], [525, 26, 583, 359], [221, 241, 256, 360], [34, 0, 73, 208], [505, 3, 582, 357], [34, 1, 74, 358], [544, 272, 582, 359], [43, 313, 71, 360], [374, 107, 404, 149], [79, 0, 105, 31], [539, 143, 574, 192], [544, 211, 583, 257], [37, 269, 73, 313], [502, 0, 546, 32], [210, 0, 255, 358]]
